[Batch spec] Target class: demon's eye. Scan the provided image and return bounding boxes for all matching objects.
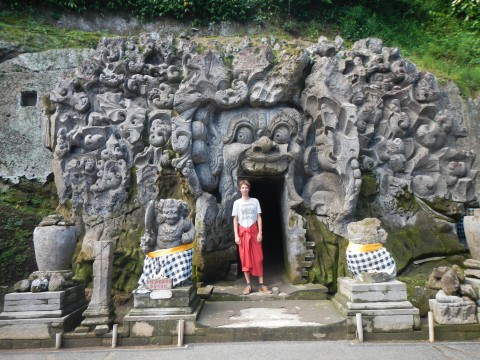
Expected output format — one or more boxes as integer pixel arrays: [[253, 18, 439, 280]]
[[272, 126, 290, 144], [235, 126, 254, 144]]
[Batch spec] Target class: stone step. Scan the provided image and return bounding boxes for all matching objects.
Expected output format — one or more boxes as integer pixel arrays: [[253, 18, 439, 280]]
[[194, 299, 347, 342], [205, 282, 328, 301]]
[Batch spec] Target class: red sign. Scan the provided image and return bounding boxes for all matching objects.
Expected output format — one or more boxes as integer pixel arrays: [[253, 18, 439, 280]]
[[146, 278, 172, 290]]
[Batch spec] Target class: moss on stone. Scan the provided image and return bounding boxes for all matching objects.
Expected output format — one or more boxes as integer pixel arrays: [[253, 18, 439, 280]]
[[193, 245, 237, 282], [304, 213, 349, 292], [360, 174, 378, 198]]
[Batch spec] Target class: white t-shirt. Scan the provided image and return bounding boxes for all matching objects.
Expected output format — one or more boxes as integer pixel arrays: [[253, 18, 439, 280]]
[[232, 197, 262, 228]]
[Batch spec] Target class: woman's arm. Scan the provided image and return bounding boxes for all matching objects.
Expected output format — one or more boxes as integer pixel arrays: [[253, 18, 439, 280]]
[[233, 216, 241, 244], [257, 214, 263, 243]]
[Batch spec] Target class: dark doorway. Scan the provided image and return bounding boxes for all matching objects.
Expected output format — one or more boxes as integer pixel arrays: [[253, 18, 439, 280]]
[[247, 177, 285, 278]]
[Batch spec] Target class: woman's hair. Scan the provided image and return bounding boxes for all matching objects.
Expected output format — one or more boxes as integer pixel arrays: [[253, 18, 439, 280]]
[[238, 179, 251, 189]]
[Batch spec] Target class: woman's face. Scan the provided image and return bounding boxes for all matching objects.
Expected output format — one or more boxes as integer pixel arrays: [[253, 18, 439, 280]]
[[240, 184, 250, 197]]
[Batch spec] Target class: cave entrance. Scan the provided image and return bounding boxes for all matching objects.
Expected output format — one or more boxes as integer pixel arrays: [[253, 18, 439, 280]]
[[245, 177, 286, 280]]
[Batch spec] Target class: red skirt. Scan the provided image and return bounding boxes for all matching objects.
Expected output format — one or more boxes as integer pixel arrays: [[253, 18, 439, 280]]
[[238, 223, 264, 277]]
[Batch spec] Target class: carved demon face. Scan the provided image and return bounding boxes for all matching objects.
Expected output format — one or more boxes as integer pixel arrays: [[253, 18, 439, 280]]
[[222, 107, 301, 177]]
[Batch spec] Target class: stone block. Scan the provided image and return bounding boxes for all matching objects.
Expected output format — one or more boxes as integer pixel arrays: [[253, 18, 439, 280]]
[[2, 285, 85, 314], [0, 304, 86, 340], [133, 285, 196, 309], [429, 299, 478, 324], [337, 278, 407, 302]]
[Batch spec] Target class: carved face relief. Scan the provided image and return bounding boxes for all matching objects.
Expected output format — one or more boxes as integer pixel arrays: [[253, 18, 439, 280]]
[[223, 108, 300, 177], [149, 119, 171, 147], [161, 204, 180, 225]]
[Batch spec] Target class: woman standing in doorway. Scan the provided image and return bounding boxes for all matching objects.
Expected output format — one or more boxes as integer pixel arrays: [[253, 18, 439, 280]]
[[232, 180, 272, 295]]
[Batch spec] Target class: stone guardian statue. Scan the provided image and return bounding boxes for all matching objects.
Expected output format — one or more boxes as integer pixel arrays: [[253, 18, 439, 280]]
[[137, 199, 195, 291], [346, 218, 396, 282]]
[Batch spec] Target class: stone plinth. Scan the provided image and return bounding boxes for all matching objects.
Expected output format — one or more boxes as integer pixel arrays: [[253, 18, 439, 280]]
[[80, 240, 115, 333], [123, 285, 203, 340], [333, 277, 420, 333], [429, 299, 478, 325], [0, 285, 87, 339]]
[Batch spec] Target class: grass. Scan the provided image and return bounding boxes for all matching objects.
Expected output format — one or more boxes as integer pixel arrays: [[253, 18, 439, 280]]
[[0, 11, 109, 52]]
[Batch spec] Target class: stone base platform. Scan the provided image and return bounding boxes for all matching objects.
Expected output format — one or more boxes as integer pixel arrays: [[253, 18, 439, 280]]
[[123, 285, 203, 342], [333, 278, 420, 333], [0, 285, 87, 340]]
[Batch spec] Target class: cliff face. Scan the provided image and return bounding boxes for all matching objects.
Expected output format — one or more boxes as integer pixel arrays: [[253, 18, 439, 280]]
[[1, 29, 479, 291]]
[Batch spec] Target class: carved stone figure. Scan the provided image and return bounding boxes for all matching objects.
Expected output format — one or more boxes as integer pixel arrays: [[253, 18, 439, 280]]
[[346, 218, 396, 281], [137, 199, 195, 289], [44, 33, 477, 291]]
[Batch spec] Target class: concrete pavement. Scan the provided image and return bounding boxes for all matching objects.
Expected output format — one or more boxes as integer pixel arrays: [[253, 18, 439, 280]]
[[1, 340, 480, 360]]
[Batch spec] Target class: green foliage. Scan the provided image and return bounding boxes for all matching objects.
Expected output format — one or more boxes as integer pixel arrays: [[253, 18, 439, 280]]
[[0, 180, 58, 285], [451, 0, 480, 27]]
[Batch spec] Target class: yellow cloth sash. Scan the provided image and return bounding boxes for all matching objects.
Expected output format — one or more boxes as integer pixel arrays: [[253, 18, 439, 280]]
[[147, 243, 194, 258], [347, 242, 383, 253]]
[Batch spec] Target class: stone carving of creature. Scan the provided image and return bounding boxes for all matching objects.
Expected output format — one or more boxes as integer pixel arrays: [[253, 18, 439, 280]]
[[411, 174, 437, 197], [138, 199, 195, 289], [377, 138, 407, 174], [148, 84, 176, 110], [346, 218, 396, 281], [64, 156, 97, 207], [379, 99, 409, 139], [221, 107, 304, 206], [302, 101, 361, 229], [135, 112, 173, 203], [415, 121, 447, 151], [50, 80, 90, 114], [99, 62, 125, 88], [368, 72, 393, 92], [54, 128, 70, 159], [414, 75, 437, 103], [346, 56, 367, 85]]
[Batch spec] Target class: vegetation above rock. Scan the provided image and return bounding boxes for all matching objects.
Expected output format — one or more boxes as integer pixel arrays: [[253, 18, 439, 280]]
[[0, 0, 479, 96]]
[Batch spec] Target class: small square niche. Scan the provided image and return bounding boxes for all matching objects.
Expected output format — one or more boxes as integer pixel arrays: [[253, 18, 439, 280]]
[[20, 90, 37, 107]]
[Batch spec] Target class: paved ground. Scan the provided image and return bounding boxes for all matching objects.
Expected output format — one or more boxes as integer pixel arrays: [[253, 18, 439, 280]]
[[2, 340, 480, 360], [197, 299, 344, 328]]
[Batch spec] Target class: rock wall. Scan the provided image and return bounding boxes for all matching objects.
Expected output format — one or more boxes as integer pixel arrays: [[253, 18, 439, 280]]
[[0, 48, 94, 183], [1, 32, 479, 292]]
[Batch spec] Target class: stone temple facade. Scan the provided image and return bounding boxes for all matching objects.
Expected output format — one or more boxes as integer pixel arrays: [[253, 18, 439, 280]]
[[42, 33, 476, 289]]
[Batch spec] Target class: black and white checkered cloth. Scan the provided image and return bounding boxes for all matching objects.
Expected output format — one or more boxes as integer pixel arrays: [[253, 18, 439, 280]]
[[457, 217, 468, 248], [347, 247, 396, 277], [138, 248, 193, 287]]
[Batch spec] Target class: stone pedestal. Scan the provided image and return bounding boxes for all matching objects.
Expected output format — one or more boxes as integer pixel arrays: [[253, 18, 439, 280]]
[[79, 240, 115, 333], [333, 277, 420, 333], [123, 285, 203, 343], [0, 285, 87, 340], [429, 299, 478, 324], [464, 209, 480, 260]]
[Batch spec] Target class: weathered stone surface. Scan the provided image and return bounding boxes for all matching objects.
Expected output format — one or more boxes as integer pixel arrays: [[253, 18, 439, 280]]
[[81, 241, 115, 329], [441, 269, 460, 296], [464, 211, 480, 260], [24, 32, 476, 291], [13, 280, 31, 293], [33, 225, 76, 271], [337, 278, 407, 303], [0, 48, 94, 183], [430, 298, 478, 324], [465, 258, 480, 269], [334, 278, 419, 333], [465, 269, 480, 279]]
